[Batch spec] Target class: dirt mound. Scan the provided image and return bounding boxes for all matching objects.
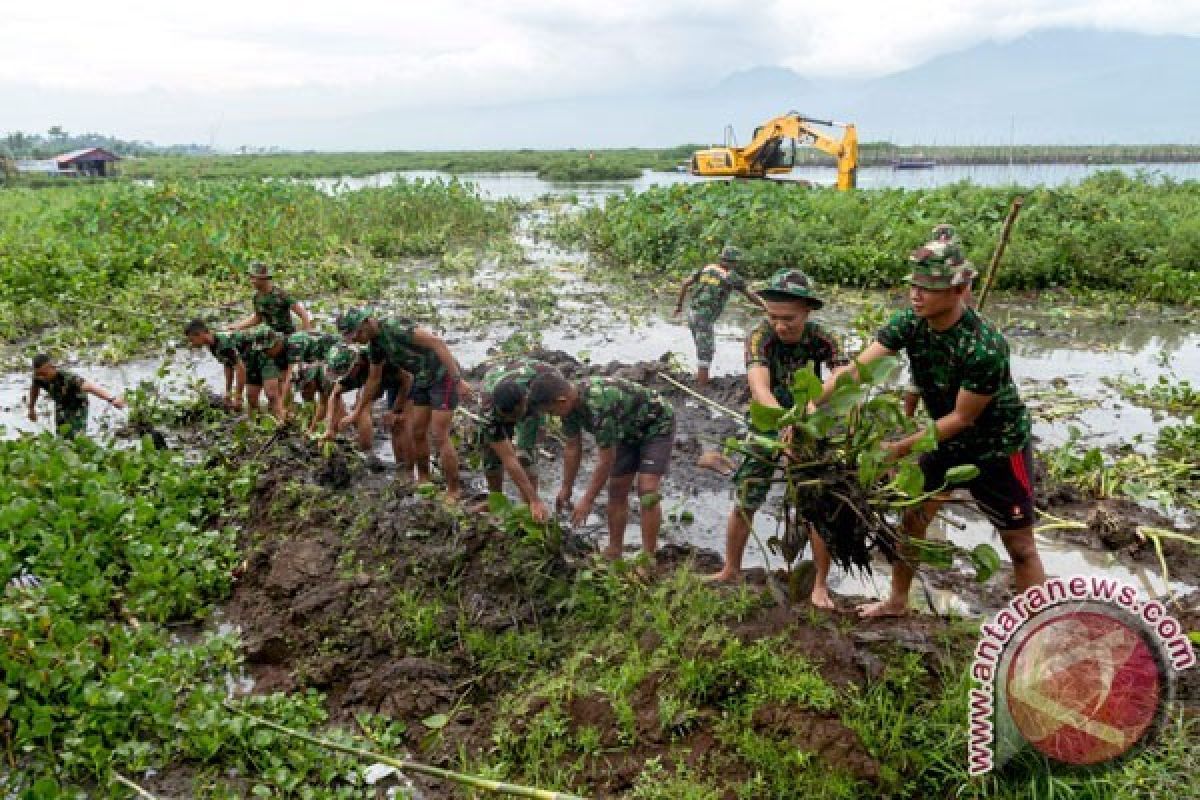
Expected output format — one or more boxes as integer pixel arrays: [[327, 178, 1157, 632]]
[[751, 704, 880, 782]]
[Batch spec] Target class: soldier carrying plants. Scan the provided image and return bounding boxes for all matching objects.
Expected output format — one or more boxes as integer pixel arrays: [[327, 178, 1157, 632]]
[[704, 269, 845, 609], [529, 373, 675, 567], [28, 354, 126, 438], [816, 242, 1045, 617], [674, 244, 767, 388]]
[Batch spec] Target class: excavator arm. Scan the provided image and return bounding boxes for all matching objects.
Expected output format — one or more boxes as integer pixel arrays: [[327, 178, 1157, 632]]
[[690, 112, 858, 190]]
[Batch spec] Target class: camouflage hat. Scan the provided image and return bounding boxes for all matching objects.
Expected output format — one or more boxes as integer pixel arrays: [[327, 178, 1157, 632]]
[[327, 344, 358, 375], [719, 244, 742, 264], [930, 224, 957, 242], [758, 268, 824, 309], [907, 240, 975, 290], [335, 308, 371, 337], [285, 332, 309, 364], [247, 261, 272, 279]]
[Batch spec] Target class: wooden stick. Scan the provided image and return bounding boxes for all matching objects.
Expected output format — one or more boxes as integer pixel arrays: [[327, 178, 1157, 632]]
[[655, 371, 745, 422], [977, 195, 1024, 311], [113, 772, 160, 799]]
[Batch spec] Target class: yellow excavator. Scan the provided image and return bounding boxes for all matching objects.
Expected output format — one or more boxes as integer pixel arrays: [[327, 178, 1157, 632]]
[[690, 112, 858, 190]]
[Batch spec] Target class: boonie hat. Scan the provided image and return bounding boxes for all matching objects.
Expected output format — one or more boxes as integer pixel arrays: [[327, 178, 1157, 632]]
[[757, 269, 824, 309]]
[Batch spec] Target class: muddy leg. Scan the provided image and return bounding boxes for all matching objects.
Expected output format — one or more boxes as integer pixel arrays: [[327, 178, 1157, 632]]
[[696, 366, 710, 389], [858, 498, 943, 618], [809, 528, 836, 609], [263, 378, 284, 422], [1000, 526, 1045, 591], [431, 409, 460, 500], [708, 506, 755, 582], [604, 473, 635, 560], [246, 385, 263, 415], [409, 405, 433, 484], [636, 473, 662, 564]]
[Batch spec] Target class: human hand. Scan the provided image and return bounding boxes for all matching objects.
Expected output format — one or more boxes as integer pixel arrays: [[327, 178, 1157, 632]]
[[529, 499, 550, 523], [570, 496, 594, 528], [555, 488, 573, 514], [111, 396, 127, 410]]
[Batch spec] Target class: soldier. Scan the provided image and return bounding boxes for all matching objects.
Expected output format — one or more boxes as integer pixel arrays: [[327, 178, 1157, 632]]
[[530, 373, 675, 565], [818, 243, 1045, 617], [323, 343, 414, 473], [286, 330, 341, 406], [673, 244, 767, 388], [704, 270, 843, 609], [336, 309, 468, 498], [184, 319, 287, 420], [230, 262, 313, 335], [475, 358, 562, 523], [28, 354, 126, 437]]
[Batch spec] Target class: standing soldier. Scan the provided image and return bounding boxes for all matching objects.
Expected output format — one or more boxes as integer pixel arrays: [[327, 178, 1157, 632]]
[[337, 309, 468, 499], [674, 244, 767, 388], [184, 320, 287, 420], [475, 358, 562, 523], [530, 373, 675, 566], [28, 354, 126, 437], [704, 270, 843, 609], [231, 263, 313, 402], [818, 243, 1045, 617]]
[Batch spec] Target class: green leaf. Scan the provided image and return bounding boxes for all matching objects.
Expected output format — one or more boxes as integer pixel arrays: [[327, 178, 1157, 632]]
[[486, 492, 512, 514], [944, 465, 980, 485], [422, 713, 449, 730], [911, 423, 938, 455], [893, 461, 925, 497], [749, 401, 786, 432], [639, 491, 661, 509], [909, 539, 954, 570], [1188, 631, 1200, 645], [969, 544, 1002, 583], [789, 367, 823, 407]]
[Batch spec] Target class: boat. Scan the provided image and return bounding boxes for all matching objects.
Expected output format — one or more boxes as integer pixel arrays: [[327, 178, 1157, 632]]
[[891, 158, 937, 170]]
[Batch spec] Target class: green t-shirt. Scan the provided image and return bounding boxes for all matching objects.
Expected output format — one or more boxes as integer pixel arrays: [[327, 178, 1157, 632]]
[[688, 264, 747, 321], [366, 318, 443, 386], [254, 286, 299, 334], [562, 376, 674, 447], [876, 307, 1031, 460], [745, 319, 845, 408], [210, 326, 283, 367], [286, 331, 340, 365]]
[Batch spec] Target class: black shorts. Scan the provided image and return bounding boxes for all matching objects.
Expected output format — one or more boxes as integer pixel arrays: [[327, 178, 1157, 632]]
[[919, 443, 1035, 531], [612, 428, 675, 477], [409, 372, 459, 411]]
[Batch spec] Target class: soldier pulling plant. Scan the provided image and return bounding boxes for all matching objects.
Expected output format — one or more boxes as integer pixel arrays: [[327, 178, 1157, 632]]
[[704, 269, 845, 608], [530, 373, 675, 567], [817, 241, 1045, 617], [184, 319, 288, 420], [28, 355, 126, 438], [323, 343, 414, 472], [674, 244, 767, 388]]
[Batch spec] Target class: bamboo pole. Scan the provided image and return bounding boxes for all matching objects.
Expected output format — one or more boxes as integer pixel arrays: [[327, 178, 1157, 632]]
[[655, 371, 745, 422], [977, 196, 1024, 312], [112, 772, 160, 799], [224, 704, 589, 800]]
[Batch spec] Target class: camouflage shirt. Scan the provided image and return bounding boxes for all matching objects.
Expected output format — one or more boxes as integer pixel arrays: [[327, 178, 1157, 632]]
[[254, 286, 299, 334], [367, 318, 444, 386], [337, 356, 405, 393], [286, 331, 340, 365], [745, 319, 845, 407], [209, 325, 284, 366], [877, 307, 1031, 460], [563, 376, 674, 447], [34, 369, 87, 413], [688, 264, 747, 321], [479, 358, 556, 444]]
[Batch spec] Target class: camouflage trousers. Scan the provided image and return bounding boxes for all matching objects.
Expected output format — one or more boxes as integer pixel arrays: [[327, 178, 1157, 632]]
[[479, 416, 540, 475], [687, 310, 717, 368], [731, 430, 780, 512]]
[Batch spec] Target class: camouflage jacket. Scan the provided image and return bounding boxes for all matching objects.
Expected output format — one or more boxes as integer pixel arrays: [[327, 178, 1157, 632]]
[[745, 319, 846, 407], [286, 331, 340, 365], [688, 264, 747, 321], [367, 318, 443, 386], [563, 376, 674, 447], [877, 307, 1031, 460], [479, 358, 556, 444], [254, 286, 299, 334], [209, 326, 284, 367], [34, 369, 87, 412]]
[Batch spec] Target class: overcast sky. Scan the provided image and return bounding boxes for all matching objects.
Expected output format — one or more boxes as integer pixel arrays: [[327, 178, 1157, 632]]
[[4, 1, 1199, 146]]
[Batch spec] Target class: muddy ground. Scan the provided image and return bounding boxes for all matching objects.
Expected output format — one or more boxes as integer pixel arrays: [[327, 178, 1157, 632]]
[[134, 352, 1197, 797]]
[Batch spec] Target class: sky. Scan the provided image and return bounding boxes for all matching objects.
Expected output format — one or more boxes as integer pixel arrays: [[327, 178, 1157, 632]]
[[3, 1, 1200, 147]]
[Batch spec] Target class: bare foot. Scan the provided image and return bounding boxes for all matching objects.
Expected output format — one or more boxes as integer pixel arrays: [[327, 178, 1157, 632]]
[[810, 586, 837, 610], [599, 547, 623, 561], [703, 570, 741, 584], [697, 451, 736, 476], [856, 598, 910, 618]]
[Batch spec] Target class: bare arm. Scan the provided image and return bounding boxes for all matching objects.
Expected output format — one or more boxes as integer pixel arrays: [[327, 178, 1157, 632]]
[[491, 439, 540, 505], [28, 383, 40, 421], [80, 380, 125, 409], [579, 446, 616, 508], [291, 302, 313, 332], [233, 362, 247, 405], [887, 388, 992, 460], [747, 364, 778, 409], [229, 313, 262, 331], [411, 328, 460, 381], [673, 276, 696, 314], [349, 364, 384, 423], [815, 340, 896, 407], [556, 434, 584, 513]]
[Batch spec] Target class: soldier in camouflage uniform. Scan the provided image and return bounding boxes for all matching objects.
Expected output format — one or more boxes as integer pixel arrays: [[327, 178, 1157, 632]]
[[475, 358, 563, 523], [321, 343, 415, 470], [819, 244, 1045, 618], [286, 330, 342, 404], [231, 263, 313, 405], [337, 308, 468, 497], [28, 354, 126, 437], [530, 373, 675, 564], [674, 244, 767, 388], [184, 319, 288, 420], [705, 270, 844, 609]]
